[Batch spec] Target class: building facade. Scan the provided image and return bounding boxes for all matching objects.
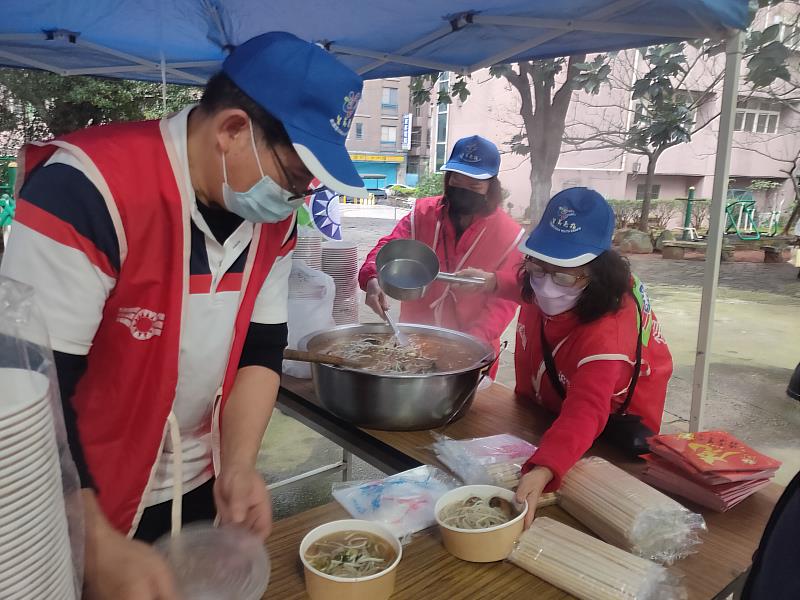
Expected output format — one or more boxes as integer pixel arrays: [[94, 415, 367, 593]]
[[346, 77, 415, 189], [430, 5, 800, 217]]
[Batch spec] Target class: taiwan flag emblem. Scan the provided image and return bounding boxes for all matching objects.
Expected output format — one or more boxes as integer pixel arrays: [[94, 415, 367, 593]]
[[299, 178, 343, 240]]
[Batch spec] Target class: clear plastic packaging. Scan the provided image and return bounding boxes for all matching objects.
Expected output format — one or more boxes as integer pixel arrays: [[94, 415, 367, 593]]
[[558, 457, 706, 565], [508, 517, 687, 600], [0, 276, 83, 598], [283, 259, 337, 379], [332, 465, 460, 540], [154, 522, 270, 600], [432, 433, 537, 489]]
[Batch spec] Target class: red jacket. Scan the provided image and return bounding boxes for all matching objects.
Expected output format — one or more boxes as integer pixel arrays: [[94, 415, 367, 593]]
[[17, 120, 296, 534], [359, 196, 524, 374], [495, 273, 673, 491]]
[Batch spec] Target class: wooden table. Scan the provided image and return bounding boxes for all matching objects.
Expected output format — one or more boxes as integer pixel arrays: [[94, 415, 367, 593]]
[[273, 377, 783, 600]]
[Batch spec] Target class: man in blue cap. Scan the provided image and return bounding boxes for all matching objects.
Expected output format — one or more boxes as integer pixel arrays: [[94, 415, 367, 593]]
[[359, 135, 524, 377], [1, 32, 365, 599]]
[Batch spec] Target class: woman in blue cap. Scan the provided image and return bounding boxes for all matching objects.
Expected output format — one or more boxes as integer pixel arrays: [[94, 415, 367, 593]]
[[360, 135, 524, 379], [458, 187, 673, 527]]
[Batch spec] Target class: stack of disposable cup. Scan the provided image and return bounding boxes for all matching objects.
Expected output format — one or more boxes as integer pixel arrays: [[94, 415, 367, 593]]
[[0, 368, 77, 599], [322, 241, 359, 325]]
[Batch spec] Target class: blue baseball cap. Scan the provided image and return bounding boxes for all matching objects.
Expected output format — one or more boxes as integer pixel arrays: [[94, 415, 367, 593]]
[[441, 135, 500, 180], [223, 32, 367, 198], [519, 187, 615, 267]]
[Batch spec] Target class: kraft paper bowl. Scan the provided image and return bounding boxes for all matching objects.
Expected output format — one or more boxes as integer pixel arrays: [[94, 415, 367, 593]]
[[299, 519, 402, 600], [435, 484, 528, 562]]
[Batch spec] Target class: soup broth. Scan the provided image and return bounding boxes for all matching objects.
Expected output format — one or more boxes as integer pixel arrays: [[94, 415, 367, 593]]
[[305, 530, 397, 578]]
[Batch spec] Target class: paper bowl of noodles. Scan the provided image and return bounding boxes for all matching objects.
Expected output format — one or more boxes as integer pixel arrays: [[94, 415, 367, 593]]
[[299, 519, 402, 600], [435, 484, 528, 563]]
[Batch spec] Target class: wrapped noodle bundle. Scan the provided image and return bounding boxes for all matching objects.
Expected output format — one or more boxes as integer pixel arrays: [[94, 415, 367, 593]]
[[559, 457, 705, 564], [509, 517, 686, 600]]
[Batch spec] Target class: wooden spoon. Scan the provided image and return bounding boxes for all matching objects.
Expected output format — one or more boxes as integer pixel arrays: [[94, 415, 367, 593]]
[[283, 349, 365, 369]]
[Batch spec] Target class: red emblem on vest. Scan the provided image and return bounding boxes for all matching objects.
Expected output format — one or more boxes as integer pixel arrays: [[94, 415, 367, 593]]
[[116, 307, 165, 340]]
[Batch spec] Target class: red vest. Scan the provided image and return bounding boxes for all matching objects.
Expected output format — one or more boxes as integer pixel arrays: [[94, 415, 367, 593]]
[[513, 294, 672, 433], [402, 196, 523, 345], [19, 119, 296, 533]]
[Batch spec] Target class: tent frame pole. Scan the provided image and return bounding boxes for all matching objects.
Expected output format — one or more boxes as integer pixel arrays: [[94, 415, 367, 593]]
[[689, 31, 744, 432], [468, 0, 642, 71], [470, 15, 711, 39]]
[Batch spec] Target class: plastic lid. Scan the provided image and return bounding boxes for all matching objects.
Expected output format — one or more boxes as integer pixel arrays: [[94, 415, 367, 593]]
[[154, 522, 270, 600]]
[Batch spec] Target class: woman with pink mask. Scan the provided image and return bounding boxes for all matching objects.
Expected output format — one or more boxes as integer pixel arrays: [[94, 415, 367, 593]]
[[458, 187, 673, 527]]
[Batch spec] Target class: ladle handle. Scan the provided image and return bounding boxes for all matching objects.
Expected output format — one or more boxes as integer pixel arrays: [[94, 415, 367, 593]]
[[437, 272, 487, 285], [283, 349, 355, 368]]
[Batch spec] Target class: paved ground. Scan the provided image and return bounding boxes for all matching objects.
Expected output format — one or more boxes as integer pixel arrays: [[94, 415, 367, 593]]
[[262, 209, 800, 519]]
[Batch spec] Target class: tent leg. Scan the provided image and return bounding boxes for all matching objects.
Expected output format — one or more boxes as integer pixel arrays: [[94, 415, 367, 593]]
[[689, 31, 744, 432]]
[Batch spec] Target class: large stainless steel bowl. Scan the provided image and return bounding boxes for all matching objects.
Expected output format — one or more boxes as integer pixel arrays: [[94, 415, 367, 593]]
[[299, 324, 495, 431]]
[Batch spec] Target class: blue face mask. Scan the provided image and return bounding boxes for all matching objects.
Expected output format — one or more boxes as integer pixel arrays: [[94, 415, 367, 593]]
[[221, 122, 305, 223]]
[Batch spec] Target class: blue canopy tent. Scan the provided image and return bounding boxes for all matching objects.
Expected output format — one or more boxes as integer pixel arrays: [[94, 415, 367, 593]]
[[0, 0, 750, 429]]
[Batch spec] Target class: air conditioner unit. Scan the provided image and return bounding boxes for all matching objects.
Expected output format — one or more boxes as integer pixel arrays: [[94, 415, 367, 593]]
[[632, 161, 641, 174]]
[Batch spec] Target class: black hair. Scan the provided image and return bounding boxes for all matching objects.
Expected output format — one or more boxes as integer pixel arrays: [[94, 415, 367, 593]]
[[199, 72, 292, 147], [518, 250, 632, 323]]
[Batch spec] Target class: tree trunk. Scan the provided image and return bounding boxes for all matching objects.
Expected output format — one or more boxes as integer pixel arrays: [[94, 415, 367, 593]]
[[505, 56, 586, 223], [638, 153, 659, 232], [781, 165, 800, 235], [529, 168, 553, 219]]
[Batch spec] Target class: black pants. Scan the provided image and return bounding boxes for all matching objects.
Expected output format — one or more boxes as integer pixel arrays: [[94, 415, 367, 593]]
[[133, 479, 216, 543]]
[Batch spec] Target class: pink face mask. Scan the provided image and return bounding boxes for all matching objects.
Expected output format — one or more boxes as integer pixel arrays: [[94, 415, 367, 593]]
[[530, 274, 585, 316]]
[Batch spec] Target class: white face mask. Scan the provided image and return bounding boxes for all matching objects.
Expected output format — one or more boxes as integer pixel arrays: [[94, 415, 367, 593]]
[[221, 121, 305, 223], [530, 273, 585, 316]]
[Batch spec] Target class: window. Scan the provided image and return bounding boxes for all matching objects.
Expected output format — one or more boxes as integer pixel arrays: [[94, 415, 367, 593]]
[[414, 104, 421, 117], [410, 126, 422, 148], [381, 125, 397, 146], [636, 184, 660, 200], [381, 87, 398, 113], [735, 99, 780, 134], [354, 122, 363, 140]]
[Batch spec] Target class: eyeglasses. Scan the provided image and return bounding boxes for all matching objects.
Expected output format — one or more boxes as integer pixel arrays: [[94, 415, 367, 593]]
[[270, 145, 322, 201], [525, 259, 588, 288]]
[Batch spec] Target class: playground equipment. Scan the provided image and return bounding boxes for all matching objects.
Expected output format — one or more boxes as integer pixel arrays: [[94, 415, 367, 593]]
[[725, 189, 760, 241], [0, 157, 17, 229]]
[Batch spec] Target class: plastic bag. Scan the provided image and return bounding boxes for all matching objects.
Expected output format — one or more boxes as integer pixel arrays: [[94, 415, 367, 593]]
[[332, 465, 460, 541], [0, 276, 83, 598], [558, 457, 706, 565], [432, 433, 537, 489], [508, 517, 687, 600], [283, 259, 336, 379]]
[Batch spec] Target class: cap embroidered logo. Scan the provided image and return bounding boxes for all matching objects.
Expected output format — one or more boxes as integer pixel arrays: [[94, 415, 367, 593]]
[[459, 142, 482, 163], [550, 206, 582, 234], [330, 91, 361, 136]]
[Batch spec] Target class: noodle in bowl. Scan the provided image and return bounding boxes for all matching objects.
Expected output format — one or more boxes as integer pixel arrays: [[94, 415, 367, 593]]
[[435, 485, 528, 563], [299, 519, 402, 600]]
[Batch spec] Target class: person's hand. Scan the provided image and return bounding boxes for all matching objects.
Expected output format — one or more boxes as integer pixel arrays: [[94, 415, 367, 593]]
[[516, 466, 554, 529], [451, 268, 497, 293], [83, 492, 179, 600], [214, 466, 273, 540], [365, 277, 390, 316]]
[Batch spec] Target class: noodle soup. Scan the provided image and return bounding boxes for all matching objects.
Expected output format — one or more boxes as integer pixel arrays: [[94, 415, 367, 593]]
[[438, 495, 520, 530], [435, 485, 528, 563], [299, 519, 402, 600], [309, 332, 480, 374], [304, 531, 397, 578]]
